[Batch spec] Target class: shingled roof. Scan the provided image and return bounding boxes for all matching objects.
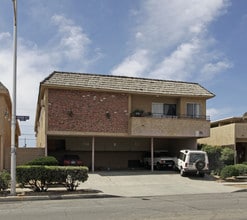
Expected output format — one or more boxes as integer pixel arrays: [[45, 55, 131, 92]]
[[41, 71, 215, 98]]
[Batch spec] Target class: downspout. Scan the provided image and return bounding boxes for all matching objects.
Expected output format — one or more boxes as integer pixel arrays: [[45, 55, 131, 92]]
[[92, 136, 95, 172]]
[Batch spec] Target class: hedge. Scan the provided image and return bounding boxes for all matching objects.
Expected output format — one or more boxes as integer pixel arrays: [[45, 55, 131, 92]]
[[16, 165, 88, 192], [26, 156, 59, 166], [220, 164, 247, 179]]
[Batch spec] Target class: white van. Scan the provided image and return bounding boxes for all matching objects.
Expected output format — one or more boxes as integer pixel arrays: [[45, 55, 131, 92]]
[[176, 150, 210, 177], [143, 150, 177, 170]]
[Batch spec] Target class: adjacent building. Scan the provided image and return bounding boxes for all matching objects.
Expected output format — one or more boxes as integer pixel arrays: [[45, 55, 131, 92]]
[[0, 82, 20, 171], [198, 115, 247, 164], [35, 71, 214, 171]]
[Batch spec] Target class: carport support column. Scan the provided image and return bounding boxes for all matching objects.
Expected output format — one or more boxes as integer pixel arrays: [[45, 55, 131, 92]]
[[151, 137, 154, 172], [92, 137, 95, 172]]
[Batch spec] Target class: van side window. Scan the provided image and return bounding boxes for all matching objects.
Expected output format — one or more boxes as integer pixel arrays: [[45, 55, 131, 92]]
[[179, 152, 186, 161]]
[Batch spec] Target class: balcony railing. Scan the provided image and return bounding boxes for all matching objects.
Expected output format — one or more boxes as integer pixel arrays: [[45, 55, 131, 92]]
[[130, 112, 210, 121]]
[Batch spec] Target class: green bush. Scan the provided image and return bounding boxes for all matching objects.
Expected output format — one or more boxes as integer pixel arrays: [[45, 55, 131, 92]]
[[220, 165, 239, 179], [201, 145, 235, 175], [16, 165, 88, 192], [220, 147, 234, 165], [26, 156, 59, 166], [201, 144, 223, 174], [62, 166, 89, 191], [234, 164, 247, 176], [0, 170, 11, 191]]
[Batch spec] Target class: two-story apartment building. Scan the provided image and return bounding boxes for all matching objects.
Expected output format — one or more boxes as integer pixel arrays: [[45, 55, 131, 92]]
[[0, 82, 20, 171], [198, 115, 247, 164], [35, 71, 214, 171]]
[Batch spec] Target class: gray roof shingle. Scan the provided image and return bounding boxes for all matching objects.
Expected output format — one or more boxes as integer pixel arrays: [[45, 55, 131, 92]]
[[41, 71, 215, 98]]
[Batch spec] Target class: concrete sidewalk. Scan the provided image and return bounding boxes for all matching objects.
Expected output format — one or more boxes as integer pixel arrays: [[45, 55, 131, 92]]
[[1, 171, 246, 202]]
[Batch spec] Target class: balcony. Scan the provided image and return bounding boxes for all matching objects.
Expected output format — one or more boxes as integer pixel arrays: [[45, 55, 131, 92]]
[[129, 114, 210, 138]]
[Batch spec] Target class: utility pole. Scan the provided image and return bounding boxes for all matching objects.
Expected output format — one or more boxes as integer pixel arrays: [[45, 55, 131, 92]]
[[10, 0, 17, 196]]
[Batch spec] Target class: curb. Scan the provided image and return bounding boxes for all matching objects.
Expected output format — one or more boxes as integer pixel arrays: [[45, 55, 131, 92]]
[[0, 193, 120, 202]]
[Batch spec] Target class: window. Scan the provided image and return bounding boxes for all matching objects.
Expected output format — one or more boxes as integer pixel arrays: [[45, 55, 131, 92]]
[[152, 103, 177, 117], [164, 104, 176, 116], [152, 103, 164, 117], [179, 152, 186, 161], [187, 103, 200, 118], [189, 153, 205, 163]]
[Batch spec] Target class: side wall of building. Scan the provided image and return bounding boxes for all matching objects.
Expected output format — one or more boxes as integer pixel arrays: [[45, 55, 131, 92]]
[[0, 95, 11, 171], [16, 148, 45, 167], [198, 124, 235, 146], [36, 90, 48, 148]]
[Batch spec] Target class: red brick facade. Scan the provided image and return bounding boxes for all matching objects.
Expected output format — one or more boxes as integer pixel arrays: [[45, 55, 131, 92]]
[[48, 89, 129, 133]]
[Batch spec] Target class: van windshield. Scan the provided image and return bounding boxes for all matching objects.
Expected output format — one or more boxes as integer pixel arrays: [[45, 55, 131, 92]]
[[189, 153, 205, 163]]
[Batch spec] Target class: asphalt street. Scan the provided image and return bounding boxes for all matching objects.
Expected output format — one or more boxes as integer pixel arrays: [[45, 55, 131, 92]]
[[0, 192, 247, 220]]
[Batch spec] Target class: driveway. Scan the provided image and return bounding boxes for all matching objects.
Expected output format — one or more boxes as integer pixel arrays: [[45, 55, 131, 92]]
[[81, 170, 241, 197]]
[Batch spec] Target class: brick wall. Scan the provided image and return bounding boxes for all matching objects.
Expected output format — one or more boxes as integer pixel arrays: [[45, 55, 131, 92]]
[[48, 89, 129, 133]]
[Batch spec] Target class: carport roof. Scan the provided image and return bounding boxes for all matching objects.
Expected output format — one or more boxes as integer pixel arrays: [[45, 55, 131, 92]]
[[41, 71, 215, 98]]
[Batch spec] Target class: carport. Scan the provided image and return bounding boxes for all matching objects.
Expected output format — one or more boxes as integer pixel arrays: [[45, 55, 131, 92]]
[[47, 135, 197, 171]]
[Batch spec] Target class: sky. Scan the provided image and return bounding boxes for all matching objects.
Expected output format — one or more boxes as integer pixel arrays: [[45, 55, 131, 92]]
[[0, 0, 247, 147]]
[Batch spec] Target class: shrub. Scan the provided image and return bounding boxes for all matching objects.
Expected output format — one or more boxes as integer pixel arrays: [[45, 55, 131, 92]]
[[201, 144, 222, 174], [0, 170, 11, 191], [220, 165, 239, 179], [234, 164, 247, 176], [220, 147, 234, 165], [26, 156, 59, 166], [62, 166, 89, 191], [16, 165, 88, 192], [16, 166, 50, 191]]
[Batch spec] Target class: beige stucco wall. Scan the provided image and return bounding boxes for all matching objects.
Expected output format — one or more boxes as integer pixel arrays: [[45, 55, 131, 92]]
[[235, 123, 247, 139], [130, 117, 210, 138], [36, 90, 48, 149], [131, 95, 179, 113], [0, 95, 11, 171], [36, 106, 47, 148], [198, 124, 236, 146], [16, 148, 45, 166], [180, 97, 207, 116], [131, 95, 207, 117]]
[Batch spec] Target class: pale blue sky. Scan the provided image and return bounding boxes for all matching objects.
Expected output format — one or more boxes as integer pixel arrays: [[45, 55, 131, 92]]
[[0, 0, 247, 146]]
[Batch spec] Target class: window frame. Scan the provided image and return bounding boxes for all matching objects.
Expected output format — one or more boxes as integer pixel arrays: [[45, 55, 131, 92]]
[[186, 103, 201, 118], [152, 102, 177, 117]]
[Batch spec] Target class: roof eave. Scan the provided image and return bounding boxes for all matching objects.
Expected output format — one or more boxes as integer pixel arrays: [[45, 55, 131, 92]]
[[39, 83, 215, 99]]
